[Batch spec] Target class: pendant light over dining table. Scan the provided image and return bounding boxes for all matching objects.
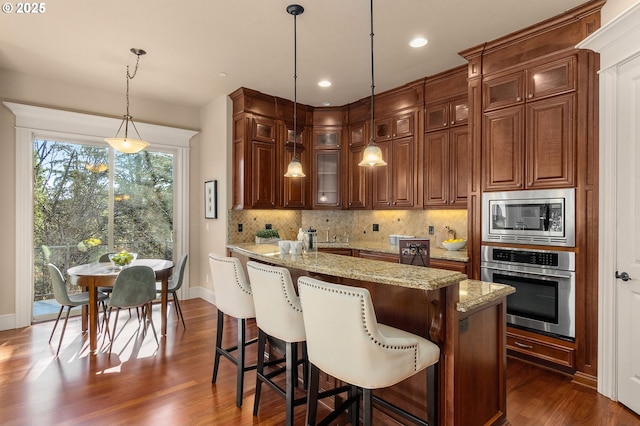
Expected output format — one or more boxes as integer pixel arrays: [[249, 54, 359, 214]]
[[284, 4, 306, 178], [358, 0, 387, 167], [105, 48, 150, 154]]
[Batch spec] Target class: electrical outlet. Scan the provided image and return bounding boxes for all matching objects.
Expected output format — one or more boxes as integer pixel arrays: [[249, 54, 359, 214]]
[[428, 226, 434, 235], [238, 223, 243, 232], [373, 224, 379, 232], [265, 224, 272, 229]]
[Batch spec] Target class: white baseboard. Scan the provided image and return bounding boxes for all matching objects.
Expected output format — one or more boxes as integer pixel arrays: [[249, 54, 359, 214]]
[[187, 286, 216, 306], [0, 313, 16, 331]]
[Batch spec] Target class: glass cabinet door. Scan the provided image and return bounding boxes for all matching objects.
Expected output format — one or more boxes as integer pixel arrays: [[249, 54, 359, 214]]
[[315, 151, 340, 207]]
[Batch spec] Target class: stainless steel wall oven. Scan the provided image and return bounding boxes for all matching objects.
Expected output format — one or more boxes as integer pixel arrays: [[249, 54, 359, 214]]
[[480, 246, 575, 340]]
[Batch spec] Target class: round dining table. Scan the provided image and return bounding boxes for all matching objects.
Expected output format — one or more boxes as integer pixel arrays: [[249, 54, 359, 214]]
[[67, 258, 174, 353]]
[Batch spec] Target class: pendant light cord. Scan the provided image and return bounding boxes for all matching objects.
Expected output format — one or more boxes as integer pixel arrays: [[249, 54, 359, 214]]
[[369, 0, 375, 146], [123, 52, 143, 140], [293, 11, 298, 160]]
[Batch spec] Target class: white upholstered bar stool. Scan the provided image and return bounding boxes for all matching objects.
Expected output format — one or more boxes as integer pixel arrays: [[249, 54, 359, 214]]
[[208, 254, 257, 407], [297, 277, 441, 426], [246, 261, 308, 425]]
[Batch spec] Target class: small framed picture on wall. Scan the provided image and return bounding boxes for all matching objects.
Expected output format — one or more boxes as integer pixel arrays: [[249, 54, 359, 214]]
[[205, 180, 218, 219]]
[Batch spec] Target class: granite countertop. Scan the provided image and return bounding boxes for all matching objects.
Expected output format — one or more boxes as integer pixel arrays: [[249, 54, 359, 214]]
[[228, 243, 514, 312], [230, 243, 466, 291], [458, 280, 515, 313], [317, 240, 470, 263]]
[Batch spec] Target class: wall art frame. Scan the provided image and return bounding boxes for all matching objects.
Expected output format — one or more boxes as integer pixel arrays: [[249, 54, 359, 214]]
[[204, 180, 218, 219]]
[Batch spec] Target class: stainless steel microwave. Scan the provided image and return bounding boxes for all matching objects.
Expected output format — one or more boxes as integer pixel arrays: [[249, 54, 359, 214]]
[[482, 188, 575, 247]]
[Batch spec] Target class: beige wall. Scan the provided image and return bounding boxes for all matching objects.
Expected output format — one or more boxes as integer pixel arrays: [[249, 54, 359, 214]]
[[193, 95, 232, 298]]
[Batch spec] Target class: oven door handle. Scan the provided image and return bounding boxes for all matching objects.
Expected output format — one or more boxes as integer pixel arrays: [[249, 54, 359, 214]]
[[481, 265, 574, 280]]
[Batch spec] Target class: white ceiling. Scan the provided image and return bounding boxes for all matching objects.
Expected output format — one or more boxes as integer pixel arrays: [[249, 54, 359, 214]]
[[0, 0, 589, 109]]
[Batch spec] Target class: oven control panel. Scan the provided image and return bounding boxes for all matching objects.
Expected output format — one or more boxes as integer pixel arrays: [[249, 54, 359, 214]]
[[492, 248, 558, 267], [481, 246, 575, 272]]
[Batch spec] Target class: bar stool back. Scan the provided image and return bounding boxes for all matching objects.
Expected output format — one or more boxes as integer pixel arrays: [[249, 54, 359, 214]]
[[208, 254, 257, 407], [298, 276, 440, 426], [246, 261, 307, 425]]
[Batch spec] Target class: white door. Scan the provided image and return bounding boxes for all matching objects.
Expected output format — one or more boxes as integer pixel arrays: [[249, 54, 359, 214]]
[[616, 53, 640, 415]]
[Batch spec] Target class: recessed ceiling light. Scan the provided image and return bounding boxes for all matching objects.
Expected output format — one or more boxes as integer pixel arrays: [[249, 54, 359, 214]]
[[318, 80, 332, 88], [218, 72, 228, 77], [409, 37, 428, 48], [322, 102, 331, 106]]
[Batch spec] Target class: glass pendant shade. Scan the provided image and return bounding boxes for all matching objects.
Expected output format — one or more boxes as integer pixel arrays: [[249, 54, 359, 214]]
[[105, 136, 149, 154], [284, 156, 306, 177], [358, 143, 387, 166]]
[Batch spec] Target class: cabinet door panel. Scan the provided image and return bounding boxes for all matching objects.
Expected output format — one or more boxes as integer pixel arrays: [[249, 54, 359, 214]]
[[251, 141, 277, 208], [392, 136, 415, 207], [350, 124, 366, 147], [372, 141, 393, 208], [424, 130, 449, 207], [483, 72, 525, 111], [374, 117, 393, 142], [314, 151, 341, 208], [483, 106, 524, 191], [450, 127, 469, 206], [348, 145, 369, 209], [314, 127, 341, 150], [252, 117, 276, 142], [451, 98, 469, 126], [426, 103, 449, 132], [393, 113, 414, 137], [527, 56, 576, 101], [526, 94, 575, 188]]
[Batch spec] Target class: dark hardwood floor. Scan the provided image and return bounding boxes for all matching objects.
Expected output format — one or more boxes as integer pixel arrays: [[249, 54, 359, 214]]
[[0, 298, 638, 425]]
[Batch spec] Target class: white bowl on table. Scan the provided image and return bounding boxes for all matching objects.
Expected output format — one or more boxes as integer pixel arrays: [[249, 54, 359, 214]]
[[442, 240, 467, 251]]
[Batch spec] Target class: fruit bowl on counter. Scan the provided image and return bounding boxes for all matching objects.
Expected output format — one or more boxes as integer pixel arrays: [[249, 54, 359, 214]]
[[442, 239, 467, 251]]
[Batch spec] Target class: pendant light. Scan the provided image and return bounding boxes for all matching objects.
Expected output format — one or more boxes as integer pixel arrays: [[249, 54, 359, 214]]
[[105, 48, 150, 154], [284, 4, 306, 178], [358, 0, 387, 167]]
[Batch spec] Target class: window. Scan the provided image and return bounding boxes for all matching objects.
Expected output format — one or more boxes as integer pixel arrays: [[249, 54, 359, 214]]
[[5, 102, 196, 327]]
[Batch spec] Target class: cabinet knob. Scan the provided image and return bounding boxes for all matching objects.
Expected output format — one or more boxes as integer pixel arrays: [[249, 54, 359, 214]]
[[516, 97, 522, 102], [451, 121, 455, 125], [517, 183, 522, 187], [528, 182, 532, 186], [528, 94, 534, 99], [443, 122, 447, 126]]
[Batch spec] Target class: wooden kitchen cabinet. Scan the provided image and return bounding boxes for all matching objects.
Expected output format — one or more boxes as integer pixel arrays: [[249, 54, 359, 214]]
[[425, 97, 468, 132], [231, 87, 312, 210], [483, 56, 576, 111], [356, 250, 399, 263], [424, 123, 469, 208], [430, 258, 468, 275], [483, 94, 575, 191], [372, 111, 417, 209]]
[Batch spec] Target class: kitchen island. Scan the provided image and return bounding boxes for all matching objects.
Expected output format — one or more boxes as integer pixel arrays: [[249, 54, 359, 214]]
[[227, 243, 514, 426]]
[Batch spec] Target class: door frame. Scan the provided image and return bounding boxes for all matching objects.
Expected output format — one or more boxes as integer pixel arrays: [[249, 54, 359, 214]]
[[4, 102, 197, 328], [577, 1, 640, 400]]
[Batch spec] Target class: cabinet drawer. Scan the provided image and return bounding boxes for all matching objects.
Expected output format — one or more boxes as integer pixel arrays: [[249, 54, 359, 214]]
[[507, 330, 575, 369]]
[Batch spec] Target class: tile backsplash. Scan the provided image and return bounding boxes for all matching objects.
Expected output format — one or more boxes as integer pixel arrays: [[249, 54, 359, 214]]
[[228, 209, 467, 249]]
